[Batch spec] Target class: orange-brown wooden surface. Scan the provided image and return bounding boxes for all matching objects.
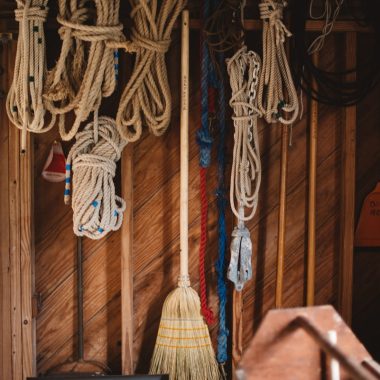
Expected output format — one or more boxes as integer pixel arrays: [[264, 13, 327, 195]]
[[0, 1, 379, 378]]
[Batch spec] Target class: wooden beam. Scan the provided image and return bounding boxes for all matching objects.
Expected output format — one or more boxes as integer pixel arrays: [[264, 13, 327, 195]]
[[275, 124, 289, 308], [232, 290, 243, 380], [0, 39, 35, 380], [121, 144, 134, 374], [20, 132, 35, 379], [339, 32, 357, 325], [0, 34, 12, 380], [306, 52, 319, 307]]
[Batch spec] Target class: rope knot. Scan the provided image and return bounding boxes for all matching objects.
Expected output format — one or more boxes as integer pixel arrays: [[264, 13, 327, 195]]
[[129, 30, 171, 54], [196, 129, 213, 168], [15, 5, 48, 23], [259, 0, 291, 44], [58, 14, 124, 43]]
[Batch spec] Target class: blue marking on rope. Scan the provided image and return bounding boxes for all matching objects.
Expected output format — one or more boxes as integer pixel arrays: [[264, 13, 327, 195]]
[[66, 164, 71, 170], [98, 227, 104, 233], [64, 189, 70, 195], [92, 200, 98, 207], [114, 210, 118, 216], [65, 177, 70, 183]]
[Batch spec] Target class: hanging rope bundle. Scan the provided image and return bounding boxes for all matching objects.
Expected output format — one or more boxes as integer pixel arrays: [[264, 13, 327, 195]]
[[197, 0, 216, 326], [7, 0, 56, 153], [43, 0, 124, 141], [64, 116, 127, 239], [257, 0, 299, 125], [291, 0, 380, 106], [204, 0, 245, 74], [115, 0, 186, 142], [227, 46, 261, 291], [308, 0, 345, 54]]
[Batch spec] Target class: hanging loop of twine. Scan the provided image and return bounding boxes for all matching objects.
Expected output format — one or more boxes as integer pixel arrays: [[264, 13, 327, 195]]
[[7, 0, 56, 153], [115, 0, 186, 142], [227, 46, 262, 222], [257, 0, 299, 125], [64, 116, 127, 239], [43, 0, 124, 141]]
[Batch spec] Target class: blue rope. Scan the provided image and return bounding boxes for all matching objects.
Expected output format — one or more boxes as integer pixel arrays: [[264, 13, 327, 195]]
[[211, 0, 229, 365], [196, 0, 213, 168], [215, 53, 229, 364]]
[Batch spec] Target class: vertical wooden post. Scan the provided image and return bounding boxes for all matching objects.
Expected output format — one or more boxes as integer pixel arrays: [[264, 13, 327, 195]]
[[339, 32, 357, 325], [307, 52, 319, 306], [232, 290, 243, 378], [275, 124, 289, 308], [121, 144, 134, 374], [0, 38, 35, 380], [0, 35, 12, 380]]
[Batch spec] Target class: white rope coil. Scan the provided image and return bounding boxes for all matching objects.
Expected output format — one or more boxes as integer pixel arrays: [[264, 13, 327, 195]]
[[64, 116, 127, 240], [115, 0, 186, 142], [227, 46, 262, 222], [257, 0, 299, 125], [44, 0, 124, 141], [308, 0, 345, 54], [6, 0, 56, 153]]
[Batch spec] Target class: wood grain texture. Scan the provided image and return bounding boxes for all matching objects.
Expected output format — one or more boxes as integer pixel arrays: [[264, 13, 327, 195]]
[[338, 32, 357, 325], [121, 144, 134, 374], [0, 2, 373, 376]]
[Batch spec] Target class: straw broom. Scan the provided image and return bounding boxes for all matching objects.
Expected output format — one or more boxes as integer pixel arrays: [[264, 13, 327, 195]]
[[149, 10, 220, 380]]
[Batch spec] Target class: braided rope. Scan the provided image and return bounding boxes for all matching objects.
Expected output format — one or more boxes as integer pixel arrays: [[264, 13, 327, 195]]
[[215, 51, 229, 364], [197, 0, 215, 325], [114, 0, 186, 142], [227, 46, 261, 291], [43, 0, 124, 141], [257, 0, 299, 125], [6, 0, 56, 153], [227, 46, 261, 222], [64, 116, 127, 239]]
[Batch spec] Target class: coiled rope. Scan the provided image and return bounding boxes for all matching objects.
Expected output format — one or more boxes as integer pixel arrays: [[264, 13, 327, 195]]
[[257, 0, 298, 125], [114, 0, 186, 142], [308, 0, 345, 54], [64, 116, 127, 239], [7, 0, 56, 153], [227, 45, 261, 291], [44, 0, 124, 141]]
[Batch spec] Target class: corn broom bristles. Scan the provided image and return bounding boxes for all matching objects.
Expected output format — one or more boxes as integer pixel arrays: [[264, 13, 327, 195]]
[[150, 284, 221, 380]]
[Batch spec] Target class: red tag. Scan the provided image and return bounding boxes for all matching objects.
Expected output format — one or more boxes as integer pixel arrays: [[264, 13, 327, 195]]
[[42, 141, 66, 183]]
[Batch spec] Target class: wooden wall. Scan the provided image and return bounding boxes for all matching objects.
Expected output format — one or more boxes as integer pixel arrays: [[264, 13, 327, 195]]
[[0, 2, 379, 379]]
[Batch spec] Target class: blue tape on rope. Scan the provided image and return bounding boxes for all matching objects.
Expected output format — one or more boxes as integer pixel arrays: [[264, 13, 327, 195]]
[[65, 177, 70, 183], [98, 227, 104, 233], [92, 200, 98, 207], [114, 210, 118, 216], [64, 189, 70, 195], [66, 164, 71, 170]]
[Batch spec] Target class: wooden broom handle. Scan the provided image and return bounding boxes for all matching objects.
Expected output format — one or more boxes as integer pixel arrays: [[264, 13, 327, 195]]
[[180, 10, 190, 278]]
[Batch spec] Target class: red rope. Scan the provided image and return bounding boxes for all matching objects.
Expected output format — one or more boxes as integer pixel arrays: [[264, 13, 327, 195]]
[[199, 167, 215, 325]]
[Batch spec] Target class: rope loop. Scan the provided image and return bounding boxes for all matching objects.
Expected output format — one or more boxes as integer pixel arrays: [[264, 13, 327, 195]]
[[257, 0, 299, 124], [116, 0, 186, 142], [15, 5, 48, 23], [44, 0, 124, 141], [7, 0, 56, 153]]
